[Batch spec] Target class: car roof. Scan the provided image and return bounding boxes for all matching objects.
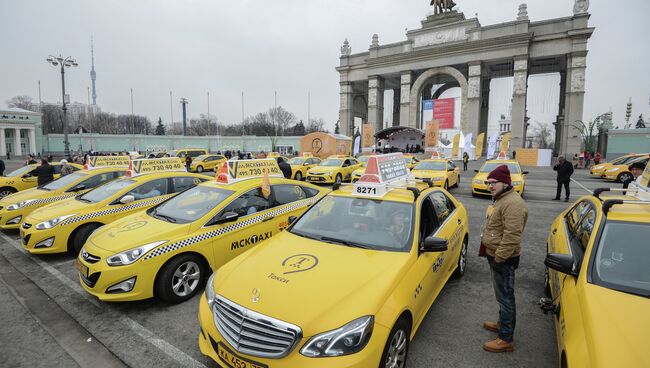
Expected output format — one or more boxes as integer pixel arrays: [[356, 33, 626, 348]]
[[331, 182, 433, 204], [200, 176, 324, 192], [128, 171, 208, 183]]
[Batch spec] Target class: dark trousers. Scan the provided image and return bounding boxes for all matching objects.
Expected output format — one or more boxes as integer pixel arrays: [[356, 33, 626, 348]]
[[463, 162, 467, 171], [556, 180, 570, 199], [487, 256, 518, 342]]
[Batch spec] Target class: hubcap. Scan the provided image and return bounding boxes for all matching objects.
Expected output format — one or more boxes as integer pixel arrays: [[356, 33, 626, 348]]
[[0, 190, 13, 198], [620, 173, 632, 183], [386, 329, 407, 368], [336, 175, 341, 184], [296, 172, 302, 180], [198, 166, 203, 172], [171, 261, 201, 297], [459, 241, 467, 273]]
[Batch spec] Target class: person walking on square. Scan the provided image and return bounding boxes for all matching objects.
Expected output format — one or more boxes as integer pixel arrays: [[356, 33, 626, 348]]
[[594, 152, 601, 166], [481, 164, 528, 353], [463, 152, 469, 171], [185, 154, 192, 171], [553, 155, 574, 202]]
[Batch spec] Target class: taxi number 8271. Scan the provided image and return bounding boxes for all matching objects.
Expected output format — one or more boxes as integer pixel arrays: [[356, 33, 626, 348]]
[[356, 186, 377, 195]]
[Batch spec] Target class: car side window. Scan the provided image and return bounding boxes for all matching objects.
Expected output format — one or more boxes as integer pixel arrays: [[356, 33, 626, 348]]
[[221, 187, 269, 217], [350, 159, 359, 165], [270, 184, 308, 207], [342, 159, 350, 167], [566, 201, 589, 232], [419, 196, 438, 243], [127, 178, 169, 200], [574, 207, 597, 250], [448, 161, 456, 170], [312, 158, 321, 165], [429, 191, 455, 225], [171, 176, 204, 193], [78, 172, 118, 190]]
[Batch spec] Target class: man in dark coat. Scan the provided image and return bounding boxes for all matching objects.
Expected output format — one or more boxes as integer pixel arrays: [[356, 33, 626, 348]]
[[36, 159, 55, 186], [276, 157, 292, 179], [553, 155, 574, 202]]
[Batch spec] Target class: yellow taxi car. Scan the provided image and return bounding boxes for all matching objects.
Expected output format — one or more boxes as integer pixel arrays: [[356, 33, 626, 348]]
[[590, 153, 646, 177], [198, 153, 469, 368], [306, 155, 363, 184], [0, 161, 83, 198], [402, 154, 420, 170], [21, 159, 209, 255], [411, 158, 460, 190], [288, 156, 322, 181], [541, 182, 650, 368], [0, 159, 131, 230], [350, 154, 376, 182], [472, 152, 528, 197], [166, 148, 208, 160], [600, 154, 649, 183], [190, 154, 227, 173], [76, 159, 328, 303]]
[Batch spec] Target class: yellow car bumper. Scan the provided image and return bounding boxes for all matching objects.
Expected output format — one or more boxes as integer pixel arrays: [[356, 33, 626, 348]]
[[306, 174, 336, 184], [197, 294, 388, 368], [20, 223, 74, 254], [0, 208, 28, 230]]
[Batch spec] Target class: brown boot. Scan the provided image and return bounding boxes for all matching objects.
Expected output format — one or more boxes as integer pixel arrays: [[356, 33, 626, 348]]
[[483, 338, 514, 353], [483, 320, 499, 333]]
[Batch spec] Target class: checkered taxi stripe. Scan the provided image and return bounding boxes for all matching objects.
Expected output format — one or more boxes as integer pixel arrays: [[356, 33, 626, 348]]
[[59, 195, 174, 226], [25, 193, 78, 208], [143, 196, 319, 260]]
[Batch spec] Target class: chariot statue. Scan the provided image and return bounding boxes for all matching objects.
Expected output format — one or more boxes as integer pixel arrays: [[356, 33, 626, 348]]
[[430, 0, 457, 15]]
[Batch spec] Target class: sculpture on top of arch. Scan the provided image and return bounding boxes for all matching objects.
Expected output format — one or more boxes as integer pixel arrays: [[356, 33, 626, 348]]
[[430, 0, 457, 15]]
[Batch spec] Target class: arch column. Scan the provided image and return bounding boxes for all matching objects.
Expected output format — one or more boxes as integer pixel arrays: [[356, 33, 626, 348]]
[[0, 128, 5, 157], [511, 56, 529, 148], [465, 61, 482, 140], [339, 82, 354, 136], [14, 128, 22, 156], [28, 128, 36, 155], [367, 76, 385, 133]]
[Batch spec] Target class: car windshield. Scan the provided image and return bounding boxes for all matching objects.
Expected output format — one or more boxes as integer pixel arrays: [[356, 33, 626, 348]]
[[619, 156, 643, 164], [320, 159, 342, 167], [167, 150, 179, 157], [593, 221, 650, 297], [414, 161, 446, 171], [480, 162, 521, 174], [290, 195, 414, 252], [358, 156, 372, 164], [79, 178, 136, 203], [152, 185, 233, 224], [42, 172, 87, 191], [5, 165, 34, 177], [288, 158, 304, 165]]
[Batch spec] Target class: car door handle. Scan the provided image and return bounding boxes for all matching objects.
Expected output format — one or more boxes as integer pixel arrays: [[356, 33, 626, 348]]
[[552, 228, 557, 235], [263, 216, 274, 222], [457, 219, 462, 225]]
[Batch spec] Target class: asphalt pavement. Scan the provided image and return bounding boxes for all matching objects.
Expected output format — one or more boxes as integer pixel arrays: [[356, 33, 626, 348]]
[[0, 159, 615, 368]]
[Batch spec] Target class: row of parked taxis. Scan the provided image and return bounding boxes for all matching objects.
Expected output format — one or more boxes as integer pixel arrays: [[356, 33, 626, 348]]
[[589, 152, 650, 182]]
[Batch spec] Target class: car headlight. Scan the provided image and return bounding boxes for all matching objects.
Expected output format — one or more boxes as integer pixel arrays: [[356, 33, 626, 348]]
[[205, 272, 216, 307], [474, 179, 483, 184], [300, 316, 374, 357], [106, 240, 167, 266], [7, 200, 34, 211], [35, 214, 77, 230], [432, 177, 443, 181], [512, 181, 522, 186], [607, 168, 620, 172]]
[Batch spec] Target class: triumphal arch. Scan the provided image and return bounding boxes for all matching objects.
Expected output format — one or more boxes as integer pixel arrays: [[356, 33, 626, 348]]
[[337, 0, 593, 155]]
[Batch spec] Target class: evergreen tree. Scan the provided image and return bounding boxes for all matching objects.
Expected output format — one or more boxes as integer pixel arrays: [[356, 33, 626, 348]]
[[334, 120, 340, 134], [155, 117, 166, 135]]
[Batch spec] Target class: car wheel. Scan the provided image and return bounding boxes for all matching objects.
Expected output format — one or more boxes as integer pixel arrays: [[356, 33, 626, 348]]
[[454, 175, 460, 188], [617, 172, 633, 183], [544, 267, 552, 297], [71, 223, 102, 255], [197, 166, 204, 173], [335, 174, 342, 185], [380, 317, 410, 368], [0, 187, 17, 199], [444, 180, 449, 190], [295, 172, 303, 181], [453, 238, 468, 278], [156, 254, 207, 303]]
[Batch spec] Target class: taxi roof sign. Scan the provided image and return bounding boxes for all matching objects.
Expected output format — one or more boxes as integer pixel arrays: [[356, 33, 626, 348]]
[[430, 151, 442, 159], [353, 153, 412, 198], [126, 157, 186, 177], [496, 151, 509, 160], [216, 159, 283, 184], [84, 156, 131, 170]]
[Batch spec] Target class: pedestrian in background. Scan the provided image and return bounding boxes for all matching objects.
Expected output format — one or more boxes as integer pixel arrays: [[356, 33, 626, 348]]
[[36, 159, 55, 186], [553, 155, 574, 202], [185, 154, 192, 171], [276, 157, 292, 179], [481, 164, 528, 353], [26, 154, 37, 165], [594, 152, 601, 165], [572, 153, 579, 169], [463, 152, 469, 171], [584, 151, 591, 168], [60, 159, 74, 176]]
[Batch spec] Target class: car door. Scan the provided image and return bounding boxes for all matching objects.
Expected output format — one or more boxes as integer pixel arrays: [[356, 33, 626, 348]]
[[267, 184, 320, 231], [21, 168, 39, 188], [447, 161, 459, 186], [428, 191, 460, 277], [103, 178, 172, 223]]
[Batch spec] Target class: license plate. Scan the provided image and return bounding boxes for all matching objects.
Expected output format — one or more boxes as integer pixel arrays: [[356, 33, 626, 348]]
[[217, 342, 267, 368], [76, 259, 89, 278]]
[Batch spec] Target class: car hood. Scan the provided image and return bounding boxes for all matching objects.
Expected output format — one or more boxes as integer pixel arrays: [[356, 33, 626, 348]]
[[307, 166, 337, 173], [352, 168, 365, 175], [215, 231, 411, 335], [87, 211, 192, 253], [0, 187, 48, 206], [581, 284, 650, 367], [411, 169, 446, 178], [26, 197, 97, 223]]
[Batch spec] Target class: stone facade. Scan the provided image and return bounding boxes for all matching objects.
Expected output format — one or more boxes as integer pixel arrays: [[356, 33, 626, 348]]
[[336, 1, 594, 156]]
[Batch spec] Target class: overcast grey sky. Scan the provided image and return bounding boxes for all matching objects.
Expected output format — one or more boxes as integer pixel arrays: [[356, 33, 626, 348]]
[[1, 0, 648, 132]]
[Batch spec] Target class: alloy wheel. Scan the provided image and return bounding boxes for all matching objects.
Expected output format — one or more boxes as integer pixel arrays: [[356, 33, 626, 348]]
[[385, 329, 407, 368], [171, 261, 201, 297]]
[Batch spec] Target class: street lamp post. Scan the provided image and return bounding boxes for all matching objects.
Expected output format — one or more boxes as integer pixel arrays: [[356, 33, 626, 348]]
[[47, 55, 78, 159]]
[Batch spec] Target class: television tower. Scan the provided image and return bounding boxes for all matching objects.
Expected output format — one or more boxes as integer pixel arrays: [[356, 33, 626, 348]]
[[90, 36, 97, 106]]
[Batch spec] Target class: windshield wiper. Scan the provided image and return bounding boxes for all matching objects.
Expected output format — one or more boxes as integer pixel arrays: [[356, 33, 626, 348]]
[[151, 208, 176, 223], [76, 196, 91, 203], [320, 236, 369, 249]]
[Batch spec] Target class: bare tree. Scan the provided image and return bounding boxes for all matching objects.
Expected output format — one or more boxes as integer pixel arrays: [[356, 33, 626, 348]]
[[269, 106, 296, 135], [533, 122, 554, 149], [306, 118, 328, 133], [6, 95, 36, 111]]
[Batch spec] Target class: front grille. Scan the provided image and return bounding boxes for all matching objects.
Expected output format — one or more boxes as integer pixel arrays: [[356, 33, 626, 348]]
[[213, 295, 301, 359], [80, 271, 101, 288], [22, 223, 32, 229], [22, 234, 31, 246]]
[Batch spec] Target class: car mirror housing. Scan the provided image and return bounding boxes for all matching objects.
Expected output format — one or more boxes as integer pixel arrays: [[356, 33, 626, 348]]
[[544, 253, 578, 277], [420, 236, 448, 253], [209, 211, 239, 226], [120, 194, 135, 204]]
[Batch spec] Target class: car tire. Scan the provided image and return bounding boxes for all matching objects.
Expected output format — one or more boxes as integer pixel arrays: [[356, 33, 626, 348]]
[[155, 253, 207, 303], [71, 223, 102, 255], [454, 175, 460, 188], [380, 317, 410, 368], [0, 186, 17, 199], [617, 172, 633, 183], [453, 238, 468, 278], [335, 174, 342, 185], [544, 267, 552, 297], [444, 180, 449, 190], [197, 166, 204, 173], [295, 172, 303, 181]]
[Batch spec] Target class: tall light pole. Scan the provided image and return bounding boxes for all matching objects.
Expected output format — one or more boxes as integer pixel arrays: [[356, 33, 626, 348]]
[[46, 54, 78, 159], [207, 91, 211, 152], [131, 88, 135, 151]]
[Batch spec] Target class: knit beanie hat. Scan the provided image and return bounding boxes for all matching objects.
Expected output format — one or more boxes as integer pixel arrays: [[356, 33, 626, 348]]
[[487, 165, 512, 185]]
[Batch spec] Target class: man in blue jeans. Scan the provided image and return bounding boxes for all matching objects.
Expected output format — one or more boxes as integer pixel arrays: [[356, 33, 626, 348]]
[[481, 164, 528, 353]]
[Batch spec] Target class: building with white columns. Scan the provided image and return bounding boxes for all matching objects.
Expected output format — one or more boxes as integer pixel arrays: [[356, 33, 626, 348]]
[[0, 108, 41, 158], [337, 1, 593, 156]]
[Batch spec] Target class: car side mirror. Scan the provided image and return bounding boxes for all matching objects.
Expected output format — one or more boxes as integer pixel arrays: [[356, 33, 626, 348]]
[[474, 169, 479, 173], [447, 168, 454, 171], [120, 194, 135, 204], [544, 253, 578, 277], [523, 171, 529, 175], [209, 211, 239, 226], [420, 236, 448, 253]]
